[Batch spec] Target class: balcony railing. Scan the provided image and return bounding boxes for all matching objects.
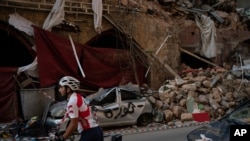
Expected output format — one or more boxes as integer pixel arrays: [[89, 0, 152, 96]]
[[0, 0, 121, 15]]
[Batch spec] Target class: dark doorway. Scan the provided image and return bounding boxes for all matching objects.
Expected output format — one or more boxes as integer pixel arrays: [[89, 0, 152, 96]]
[[181, 52, 211, 69], [0, 20, 35, 67]]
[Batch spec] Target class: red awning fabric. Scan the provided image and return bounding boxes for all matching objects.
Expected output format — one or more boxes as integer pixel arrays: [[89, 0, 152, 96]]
[[0, 67, 19, 123], [34, 26, 145, 90], [34, 26, 81, 87]]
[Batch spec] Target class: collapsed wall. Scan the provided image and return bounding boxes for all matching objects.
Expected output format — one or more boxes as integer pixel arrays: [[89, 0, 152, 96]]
[[1, 0, 250, 89]]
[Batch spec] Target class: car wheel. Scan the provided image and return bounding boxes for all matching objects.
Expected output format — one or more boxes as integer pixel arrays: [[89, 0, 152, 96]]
[[137, 113, 153, 127]]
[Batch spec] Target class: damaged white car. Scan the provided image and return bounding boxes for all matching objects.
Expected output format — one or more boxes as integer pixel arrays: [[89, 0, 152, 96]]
[[47, 85, 154, 129]]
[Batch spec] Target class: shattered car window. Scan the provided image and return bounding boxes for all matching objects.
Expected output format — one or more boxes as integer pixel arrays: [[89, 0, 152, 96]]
[[98, 89, 116, 106], [120, 89, 142, 101], [229, 105, 250, 124], [87, 88, 114, 105], [94, 88, 113, 101]]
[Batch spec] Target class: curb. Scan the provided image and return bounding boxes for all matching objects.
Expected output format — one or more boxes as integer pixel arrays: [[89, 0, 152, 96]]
[[103, 121, 210, 136]]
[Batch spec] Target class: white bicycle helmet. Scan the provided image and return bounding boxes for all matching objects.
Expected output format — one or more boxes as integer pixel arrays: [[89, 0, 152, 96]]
[[59, 76, 80, 91]]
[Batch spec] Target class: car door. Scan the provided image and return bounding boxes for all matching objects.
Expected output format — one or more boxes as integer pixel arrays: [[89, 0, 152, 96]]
[[91, 88, 122, 127], [116, 88, 146, 125]]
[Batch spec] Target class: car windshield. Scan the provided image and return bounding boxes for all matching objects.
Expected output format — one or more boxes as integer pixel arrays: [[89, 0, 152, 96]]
[[85, 88, 114, 103], [229, 105, 250, 124]]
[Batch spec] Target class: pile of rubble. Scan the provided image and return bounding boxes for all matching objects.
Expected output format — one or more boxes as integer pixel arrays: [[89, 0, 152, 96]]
[[147, 65, 250, 123]]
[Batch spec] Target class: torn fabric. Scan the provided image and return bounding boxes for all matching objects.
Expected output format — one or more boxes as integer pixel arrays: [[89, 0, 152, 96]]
[[92, 0, 103, 33], [8, 13, 35, 36], [33, 26, 145, 89], [195, 14, 217, 58], [17, 0, 65, 76], [42, 0, 65, 31], [17, 57, 38, 77], [0, 67, 18, 122]]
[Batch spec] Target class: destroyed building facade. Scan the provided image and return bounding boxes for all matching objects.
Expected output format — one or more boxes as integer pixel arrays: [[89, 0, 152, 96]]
[[1, 0, 250, 122]]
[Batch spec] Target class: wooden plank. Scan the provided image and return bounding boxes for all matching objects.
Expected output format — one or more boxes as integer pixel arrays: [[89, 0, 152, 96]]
[[180, 48, 221, 68]]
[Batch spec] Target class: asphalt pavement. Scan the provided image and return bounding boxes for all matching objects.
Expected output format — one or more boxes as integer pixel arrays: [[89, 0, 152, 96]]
[[0, 120, 209, 140], [103, 121, 209, 136]]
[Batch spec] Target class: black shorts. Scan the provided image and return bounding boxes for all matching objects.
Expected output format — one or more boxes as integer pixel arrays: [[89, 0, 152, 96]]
[[80, 126, 103, 141]]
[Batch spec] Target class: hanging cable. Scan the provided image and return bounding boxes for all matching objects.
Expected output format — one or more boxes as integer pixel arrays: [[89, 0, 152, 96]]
[[237, 55, 243, 93]]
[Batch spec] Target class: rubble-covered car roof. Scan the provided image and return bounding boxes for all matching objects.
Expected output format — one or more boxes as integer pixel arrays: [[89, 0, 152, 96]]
[[186, 99, 250, 141], [85, 84, 141, 103]]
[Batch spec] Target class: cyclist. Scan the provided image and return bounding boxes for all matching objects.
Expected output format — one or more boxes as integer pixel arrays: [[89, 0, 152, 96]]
[[56, 76, 103, 141]]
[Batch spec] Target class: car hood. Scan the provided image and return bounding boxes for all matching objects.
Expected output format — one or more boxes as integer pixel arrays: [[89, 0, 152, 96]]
[[49, 101, 67, 118], [187, 120, 235, 141], [187, 100, 250, 141]]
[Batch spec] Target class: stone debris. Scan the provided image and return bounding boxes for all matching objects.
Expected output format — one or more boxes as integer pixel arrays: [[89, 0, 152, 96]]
[[146, 65, 250, 123]]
